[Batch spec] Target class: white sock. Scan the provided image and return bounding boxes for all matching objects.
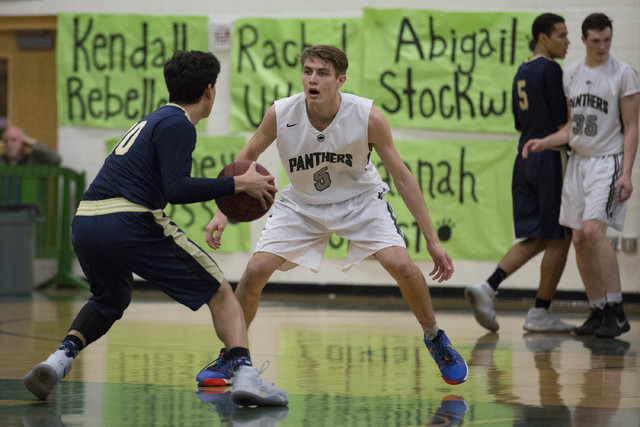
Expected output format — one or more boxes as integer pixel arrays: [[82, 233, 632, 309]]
[[605, 293, 623, 304], [589, 298, 607, 310]]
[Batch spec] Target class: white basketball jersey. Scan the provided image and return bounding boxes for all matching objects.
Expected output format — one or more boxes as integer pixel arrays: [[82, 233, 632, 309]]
[[563, 56, 640, 156], [274, 92, 383, 204]]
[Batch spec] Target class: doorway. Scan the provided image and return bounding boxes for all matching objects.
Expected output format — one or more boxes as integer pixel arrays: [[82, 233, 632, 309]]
[[0, 16, 57, 149]]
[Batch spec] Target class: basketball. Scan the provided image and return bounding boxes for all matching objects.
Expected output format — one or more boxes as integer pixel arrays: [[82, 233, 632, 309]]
[[215, 160, 275, 222]]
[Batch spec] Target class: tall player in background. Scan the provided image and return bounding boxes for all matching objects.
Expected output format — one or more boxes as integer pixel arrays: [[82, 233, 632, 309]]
[[466, 13, 574, 333], [524, 13, 640, 338], [198, 45, 468, 386], [23, 50, 288, 407]]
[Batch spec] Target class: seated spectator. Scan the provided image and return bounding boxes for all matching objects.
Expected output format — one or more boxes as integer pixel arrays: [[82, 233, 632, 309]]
[[1, 126, 61, 166]]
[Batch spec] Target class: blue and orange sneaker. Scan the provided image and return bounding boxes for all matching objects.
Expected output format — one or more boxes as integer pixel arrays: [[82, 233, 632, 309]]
[[429, 395, 468, 426], [424, 330, 468, 385], [196, 349, 234, 386]]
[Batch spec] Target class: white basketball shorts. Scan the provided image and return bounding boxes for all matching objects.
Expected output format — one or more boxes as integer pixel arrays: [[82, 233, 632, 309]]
[[559, 152, 627, 231], [254, 184, 406, 272]]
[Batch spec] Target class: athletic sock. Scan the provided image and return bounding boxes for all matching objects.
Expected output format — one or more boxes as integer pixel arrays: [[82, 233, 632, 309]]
[[605, 293, 623, 304], [534, 298, 551, 310], [422, 321, 439, 340], [60, 338, 82, 359], [227, 347, 253, 371], [589, 298, 607, 310], [487, 267, 507, 291], [226, 347, 250, 361]]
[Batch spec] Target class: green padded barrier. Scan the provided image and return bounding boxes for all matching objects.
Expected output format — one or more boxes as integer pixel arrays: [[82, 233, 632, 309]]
[[0, 165, 88, 290]]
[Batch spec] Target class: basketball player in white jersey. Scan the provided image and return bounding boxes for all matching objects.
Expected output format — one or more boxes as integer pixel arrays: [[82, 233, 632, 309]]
[[523, 13, 640, 338], [199, 45, 468, 386]]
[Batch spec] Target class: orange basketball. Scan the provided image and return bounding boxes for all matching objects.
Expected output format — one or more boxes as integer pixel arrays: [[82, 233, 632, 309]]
[[215, 160, 274, 222]]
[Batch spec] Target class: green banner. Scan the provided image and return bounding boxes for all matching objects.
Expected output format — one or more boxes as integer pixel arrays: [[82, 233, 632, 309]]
[[318, 139, 516, 261], [57, 13, 208, 128], [362, 9, 538, 133], [106, 135, 253, 253], [230, 17, 363, 132]]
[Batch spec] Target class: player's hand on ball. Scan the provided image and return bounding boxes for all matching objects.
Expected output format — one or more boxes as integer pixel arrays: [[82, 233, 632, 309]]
[[216, 160, 276, 222], [205, 211, 228, 250], [234, 162, 277, 210]]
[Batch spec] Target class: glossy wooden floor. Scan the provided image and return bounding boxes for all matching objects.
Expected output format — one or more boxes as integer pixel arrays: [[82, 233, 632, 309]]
[[1, 289, 638, 426]]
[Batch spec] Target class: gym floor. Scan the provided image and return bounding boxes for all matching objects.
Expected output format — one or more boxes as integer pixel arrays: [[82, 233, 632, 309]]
[[1, 288, 638, 426]]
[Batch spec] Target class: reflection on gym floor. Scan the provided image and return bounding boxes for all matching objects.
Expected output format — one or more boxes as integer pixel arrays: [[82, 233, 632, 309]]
[[1, 290, 638, 426]]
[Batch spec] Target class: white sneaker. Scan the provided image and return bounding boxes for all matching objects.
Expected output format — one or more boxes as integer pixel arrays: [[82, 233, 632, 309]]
[[231, 365, 289, 407], [231, 406, 290, 425], [523, 307, 574, 332], [464, 282, 499, 332], [24, 349, 73, 400], [523, 332, 568, 353]]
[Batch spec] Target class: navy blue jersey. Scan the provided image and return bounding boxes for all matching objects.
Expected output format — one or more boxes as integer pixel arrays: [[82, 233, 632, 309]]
[[512, 56, 568, 151], [84, 104, 234, 209]]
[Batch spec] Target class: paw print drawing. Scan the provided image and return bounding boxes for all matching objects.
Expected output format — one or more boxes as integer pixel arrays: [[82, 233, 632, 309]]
[[436, 218, 455, 242]]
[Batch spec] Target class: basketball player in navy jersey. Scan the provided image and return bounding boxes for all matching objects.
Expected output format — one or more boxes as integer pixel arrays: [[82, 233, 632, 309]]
[[524, 13, 640, 338], [466, 13, 574, 333], [198, 45, 468, 386], [24, 50, 288, 406]]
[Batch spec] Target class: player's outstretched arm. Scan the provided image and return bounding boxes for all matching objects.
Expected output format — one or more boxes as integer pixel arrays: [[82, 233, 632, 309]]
[[207, 105, 280, 249], [369, 106, 453, 282], [237, 105, 278, 162]]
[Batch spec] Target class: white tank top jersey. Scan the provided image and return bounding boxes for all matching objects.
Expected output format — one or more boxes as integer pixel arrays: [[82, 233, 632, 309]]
[[274, 92, 384, 204], [563, 56, 640, 157]]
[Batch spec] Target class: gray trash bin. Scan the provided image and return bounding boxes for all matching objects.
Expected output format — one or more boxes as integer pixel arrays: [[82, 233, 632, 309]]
[[0, 204, 39, 296]]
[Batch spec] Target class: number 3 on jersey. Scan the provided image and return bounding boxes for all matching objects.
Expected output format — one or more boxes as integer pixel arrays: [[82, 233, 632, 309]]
[[572, 114, 598, 137], [113, 121, 147, 155]]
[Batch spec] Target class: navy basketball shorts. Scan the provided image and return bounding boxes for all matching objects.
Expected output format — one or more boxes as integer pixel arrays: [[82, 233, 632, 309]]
[[511, 149, 570, 240], [71, 206, 223, 321]]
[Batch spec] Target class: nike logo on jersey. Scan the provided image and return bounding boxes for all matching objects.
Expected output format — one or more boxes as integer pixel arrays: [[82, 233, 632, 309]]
[[286, 123, 297, 127]]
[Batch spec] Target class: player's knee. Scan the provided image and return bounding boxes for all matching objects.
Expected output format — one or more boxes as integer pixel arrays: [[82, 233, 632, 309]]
[[581, 221, 606, 246], [237, 276, 267, 296], [572, 229, 588, 249], [111, 293, 132, 317], [91, 293, 131, 323], [523, 237, 545, 252], [390, 259, 422, 283], [241, 257, 277, 291]]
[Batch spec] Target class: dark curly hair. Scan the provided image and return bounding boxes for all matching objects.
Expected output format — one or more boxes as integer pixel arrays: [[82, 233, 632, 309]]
[[163, 51, 221, 104]]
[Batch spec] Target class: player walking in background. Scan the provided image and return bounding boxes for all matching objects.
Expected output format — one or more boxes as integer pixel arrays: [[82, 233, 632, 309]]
[[24, 50, 288, 406], [199, 45, 467, 386], [466, 13, 574, 333], [523, 13, 640, 338]]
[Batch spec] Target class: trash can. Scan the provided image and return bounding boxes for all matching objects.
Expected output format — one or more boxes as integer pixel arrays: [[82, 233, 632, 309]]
[[0, 204, 39, 296]]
